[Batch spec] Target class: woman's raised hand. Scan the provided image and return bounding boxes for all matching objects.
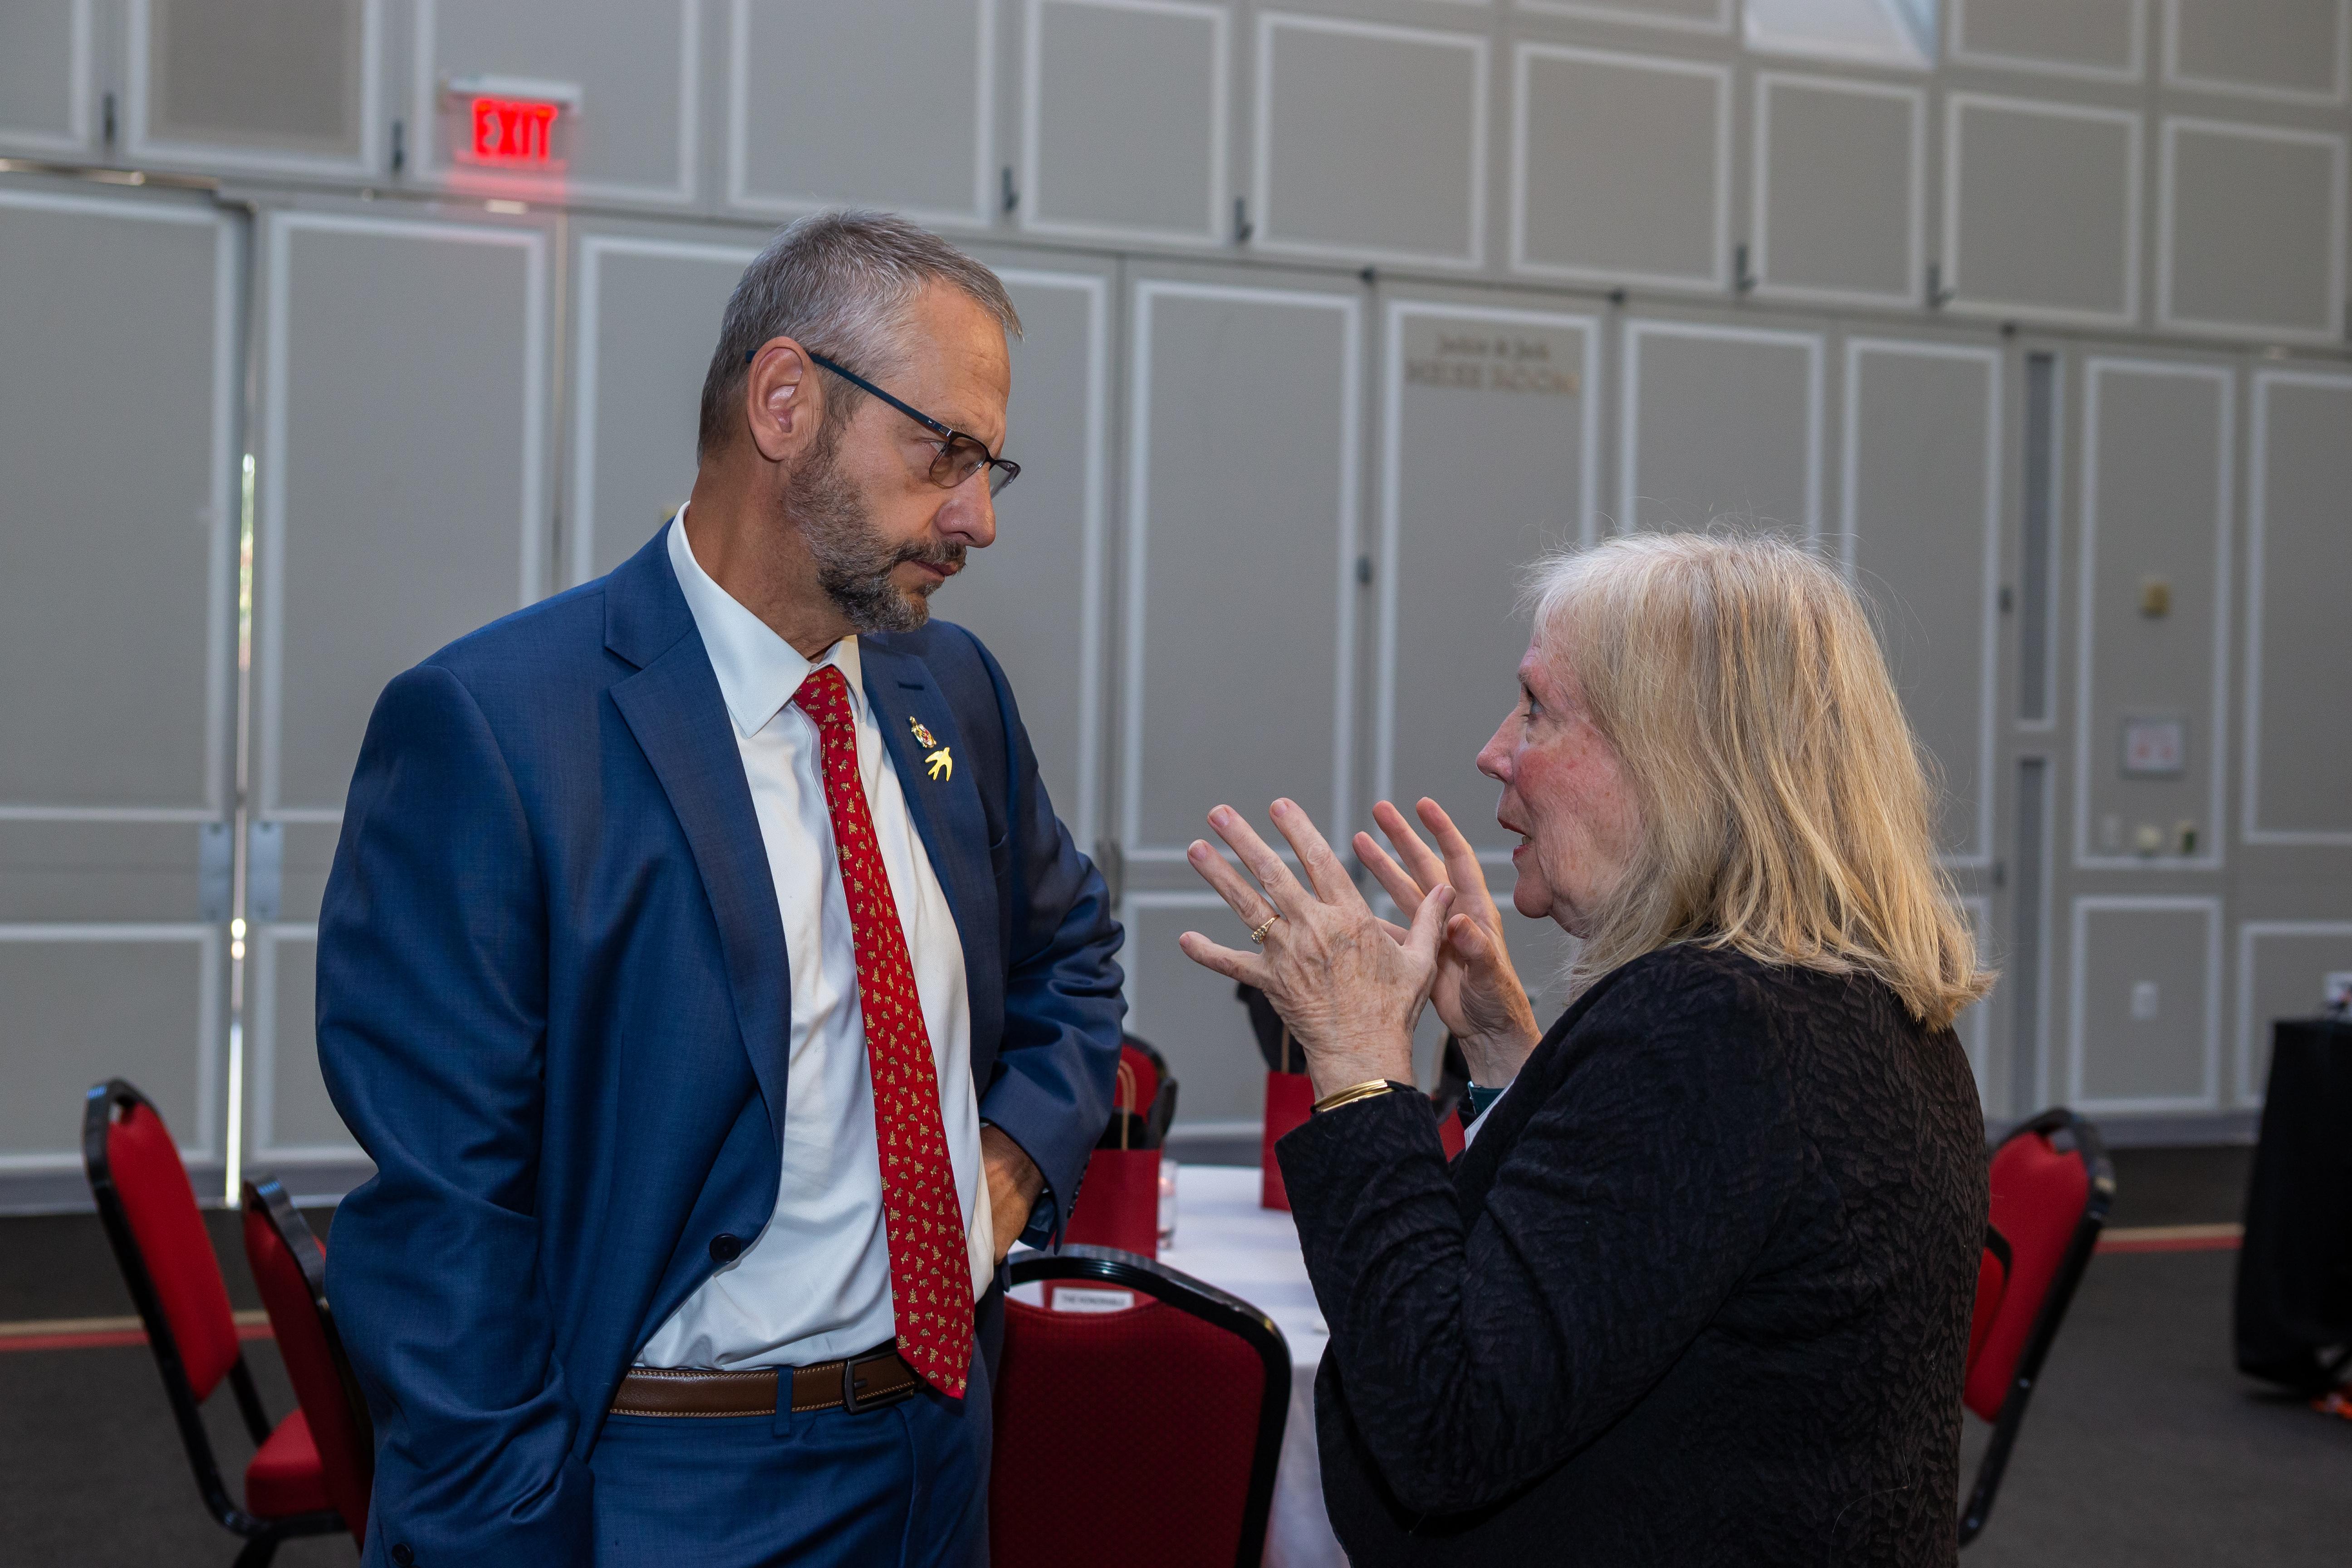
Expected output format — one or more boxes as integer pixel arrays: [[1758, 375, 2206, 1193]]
[[1178, 799, 1452, 1099], [1356, 798, 1543, 1087]]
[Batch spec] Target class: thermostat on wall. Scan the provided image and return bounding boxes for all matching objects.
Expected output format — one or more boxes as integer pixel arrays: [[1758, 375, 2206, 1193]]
[[2120, 714, 2186, 778]]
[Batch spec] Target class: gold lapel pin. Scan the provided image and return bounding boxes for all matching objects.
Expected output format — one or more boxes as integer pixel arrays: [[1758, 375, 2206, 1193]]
[[925, 747, 953, 782]]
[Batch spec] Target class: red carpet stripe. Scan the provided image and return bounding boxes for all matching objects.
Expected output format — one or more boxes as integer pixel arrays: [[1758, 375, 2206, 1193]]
[[2097, 1223, 2242, 1254], [0, 1311, 271, 1354]]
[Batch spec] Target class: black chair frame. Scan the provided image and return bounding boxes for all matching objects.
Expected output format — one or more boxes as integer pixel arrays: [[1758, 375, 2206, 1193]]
[[245, 1173, 377, 1484], [1959, 1106, 2114, 1547], [83, 1080, 343, 1568], [1010, 1244, 1291, 1568]]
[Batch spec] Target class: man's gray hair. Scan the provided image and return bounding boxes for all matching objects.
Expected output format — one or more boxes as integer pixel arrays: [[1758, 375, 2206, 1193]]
[[697, 209, 1021, 459]]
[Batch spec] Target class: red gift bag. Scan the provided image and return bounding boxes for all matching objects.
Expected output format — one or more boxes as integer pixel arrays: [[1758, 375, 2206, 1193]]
[[1065, 1059, 1161, 1256], [1260, 1026, 1313, 1211]]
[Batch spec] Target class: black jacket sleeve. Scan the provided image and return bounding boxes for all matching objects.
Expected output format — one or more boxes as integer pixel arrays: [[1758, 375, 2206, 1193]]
[[1275, 957, 1804, 1517]]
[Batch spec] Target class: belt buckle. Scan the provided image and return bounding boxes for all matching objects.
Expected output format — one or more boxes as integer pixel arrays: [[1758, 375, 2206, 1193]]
[[841, 1351, 913, 1413]]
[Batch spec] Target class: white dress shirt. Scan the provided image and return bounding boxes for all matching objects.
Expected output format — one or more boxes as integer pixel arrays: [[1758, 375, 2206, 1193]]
[[637, 507, 995, 1370]]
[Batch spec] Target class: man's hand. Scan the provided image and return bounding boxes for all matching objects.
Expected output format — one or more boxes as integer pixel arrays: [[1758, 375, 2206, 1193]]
[[980, 1123, 1045, 1264]]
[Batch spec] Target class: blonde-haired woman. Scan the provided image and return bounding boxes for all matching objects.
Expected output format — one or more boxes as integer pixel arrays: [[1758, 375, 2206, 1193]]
[[1179, 532, 1990, 1566]]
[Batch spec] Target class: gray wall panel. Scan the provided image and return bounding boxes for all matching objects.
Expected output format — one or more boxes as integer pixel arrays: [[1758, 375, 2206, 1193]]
[[415, 0, 698, 203], [571, 235, 754, 583], [131, 0, 380, 176], [1846, 342, 2000, 864], [254, 926, 359, 1158], [0, 193, 232, 811], [1256, 14, 1484, 266], [1950, 0, 2145, 78], [0, 0, 90, 153], [1023, 0, 1225, 244], [1121, 894, 1262, 1124], [1518, 0, 1731, 30], [2166, 0, 2349, 102], [260, 213, 546, 818], [1621, 319, 1821, 536], [2236, 922, 2352, 1103], [730, 0, 991, 224], [2159, 119, 2345, 342], [1754, 74, 1921, 305], [933, 265, 1110, 846], [0, 930, 218, 1166], [1514, 45, 1729, 289], [1123, 279, 1358, 858], [2245, 373, 2352, 842], [2070, 897, 2220, 1110], [2076, 359, 2230, 869], [1945, 95, 2140, 324], [1379, 302, 1597, 858]]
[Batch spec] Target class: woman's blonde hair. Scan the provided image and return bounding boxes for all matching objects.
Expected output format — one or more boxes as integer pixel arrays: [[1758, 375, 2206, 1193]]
[[1523, 530, 1991, 1029]]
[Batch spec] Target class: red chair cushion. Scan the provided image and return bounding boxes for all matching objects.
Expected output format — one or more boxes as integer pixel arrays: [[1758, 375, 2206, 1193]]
[[106, 1099, 240, 1399], [245, 1206, 371, 1538], [1968, 1240, 2009, 1374], [993, 1296, 1269, 1568], [1965, 1129, 2091, 1421], [245, 1410, 332, 1519]]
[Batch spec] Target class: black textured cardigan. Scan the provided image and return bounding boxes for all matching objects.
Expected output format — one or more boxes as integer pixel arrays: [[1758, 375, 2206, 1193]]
[[1276, 943, 1987, 1566]]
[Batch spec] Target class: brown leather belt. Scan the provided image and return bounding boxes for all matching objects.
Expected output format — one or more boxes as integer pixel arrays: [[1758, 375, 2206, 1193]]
[[612, 1343, 920, 1418]]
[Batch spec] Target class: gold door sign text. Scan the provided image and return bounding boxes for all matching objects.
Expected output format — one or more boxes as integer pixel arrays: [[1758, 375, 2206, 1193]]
[[1403, 331, 1580, 396]]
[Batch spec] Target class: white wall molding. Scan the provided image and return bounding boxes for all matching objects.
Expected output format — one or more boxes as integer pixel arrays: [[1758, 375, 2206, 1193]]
[[1515, 0, 1733, 34], [2235, 920, 2352, 1105], [0, 0, 94, 154]]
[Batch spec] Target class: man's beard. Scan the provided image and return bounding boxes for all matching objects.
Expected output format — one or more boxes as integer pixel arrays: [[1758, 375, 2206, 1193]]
[[784, 426, 965, 634]]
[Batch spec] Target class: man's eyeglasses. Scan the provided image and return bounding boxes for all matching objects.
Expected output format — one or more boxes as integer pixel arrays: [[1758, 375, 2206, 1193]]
[[798, 350, 1020, 497]]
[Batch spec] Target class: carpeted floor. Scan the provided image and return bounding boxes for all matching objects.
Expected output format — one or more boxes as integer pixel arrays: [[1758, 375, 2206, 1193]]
[[4, 1147, 2347, 1567]]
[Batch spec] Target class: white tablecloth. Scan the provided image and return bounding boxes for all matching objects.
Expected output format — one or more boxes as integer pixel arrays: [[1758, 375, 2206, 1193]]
[[1156, 1162, 1344, 1567]]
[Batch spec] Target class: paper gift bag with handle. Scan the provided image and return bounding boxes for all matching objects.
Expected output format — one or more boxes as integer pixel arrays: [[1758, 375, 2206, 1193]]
[[1064, 1054, 1161, 1257], [1260, 1025, 1313, 1211]]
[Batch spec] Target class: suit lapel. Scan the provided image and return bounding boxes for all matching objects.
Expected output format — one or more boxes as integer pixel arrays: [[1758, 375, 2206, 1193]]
[[606, 528, 790, 1141], [860, 640, 996, 986]]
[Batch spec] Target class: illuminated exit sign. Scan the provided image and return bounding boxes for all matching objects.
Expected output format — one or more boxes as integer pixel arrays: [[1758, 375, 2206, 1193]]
[[443, 74, 581, 168], [471, 97, 559, 163]]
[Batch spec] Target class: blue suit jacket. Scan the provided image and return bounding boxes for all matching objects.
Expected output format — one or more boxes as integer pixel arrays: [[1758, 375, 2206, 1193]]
[[317, 524, 1125, 1564]]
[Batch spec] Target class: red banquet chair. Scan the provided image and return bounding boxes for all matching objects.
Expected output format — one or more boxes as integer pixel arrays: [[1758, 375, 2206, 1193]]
[[996, 1245, 1290, 1568], [81, 1079, 344, 1567], [1958, 1107, 2114, 1547], [243, 1175, 374, 1543]]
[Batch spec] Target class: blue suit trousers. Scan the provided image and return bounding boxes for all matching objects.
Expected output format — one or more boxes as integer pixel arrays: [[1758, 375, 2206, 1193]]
[[590, 1332, 990, 1568]]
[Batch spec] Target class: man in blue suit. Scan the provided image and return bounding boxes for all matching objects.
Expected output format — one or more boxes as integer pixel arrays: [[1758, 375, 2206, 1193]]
[[318, 210, 1125, 1567]]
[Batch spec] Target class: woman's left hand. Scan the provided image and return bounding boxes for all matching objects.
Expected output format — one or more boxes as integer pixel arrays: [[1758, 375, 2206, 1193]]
[[1178, 799, 1454, 1098]]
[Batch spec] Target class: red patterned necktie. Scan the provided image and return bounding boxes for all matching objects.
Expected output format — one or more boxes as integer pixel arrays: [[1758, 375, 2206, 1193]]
[[791, 663, 973, 1399]]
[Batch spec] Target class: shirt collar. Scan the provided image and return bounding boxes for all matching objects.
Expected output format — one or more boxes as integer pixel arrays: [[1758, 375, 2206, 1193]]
[[668, 504, 862, 739]]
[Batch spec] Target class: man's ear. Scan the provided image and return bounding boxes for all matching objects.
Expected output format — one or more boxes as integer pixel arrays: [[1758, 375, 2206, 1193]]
[[744, 337, 823, 465]]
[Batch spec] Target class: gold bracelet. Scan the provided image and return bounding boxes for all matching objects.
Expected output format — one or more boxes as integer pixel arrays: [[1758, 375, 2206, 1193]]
[[1313, 1078, 1402, 1115]]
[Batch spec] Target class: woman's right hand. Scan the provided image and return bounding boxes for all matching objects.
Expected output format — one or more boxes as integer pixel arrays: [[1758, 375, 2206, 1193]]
[[1357, 798, 1544, 1087]]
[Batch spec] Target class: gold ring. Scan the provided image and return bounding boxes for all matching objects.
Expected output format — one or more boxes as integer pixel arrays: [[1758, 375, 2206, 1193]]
[[1249, 913, 1281, 944]]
